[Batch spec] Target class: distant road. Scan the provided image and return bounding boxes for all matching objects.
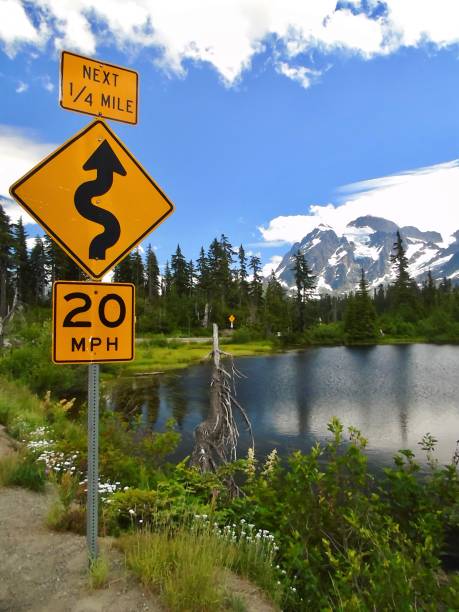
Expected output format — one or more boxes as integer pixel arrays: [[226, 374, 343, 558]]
[[135, 337, 212, 344]]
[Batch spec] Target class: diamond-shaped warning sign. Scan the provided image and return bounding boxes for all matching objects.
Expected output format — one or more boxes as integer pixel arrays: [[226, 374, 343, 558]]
[[9, 119, 174, 279]]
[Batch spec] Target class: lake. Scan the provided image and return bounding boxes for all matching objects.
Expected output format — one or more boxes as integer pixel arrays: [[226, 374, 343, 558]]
[[106, 344, 459, 471]]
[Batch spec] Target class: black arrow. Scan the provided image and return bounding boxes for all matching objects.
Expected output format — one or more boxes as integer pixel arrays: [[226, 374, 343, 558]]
[[74, 140, 126, 260]]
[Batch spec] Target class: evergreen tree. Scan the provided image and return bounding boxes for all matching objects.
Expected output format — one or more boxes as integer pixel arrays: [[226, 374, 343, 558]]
[[264, 271, 287, 333], [238, 244, 249, 306], [344, 268, 377, 343], [374, 283, 386, 315], [130, 248, 145, 295], [188, 260, 195, 297], [12, 218, 33, 304], [390, 231, 418, 316], [44, 236, 81, 282], [29, 237, 48, 303], [439, 276, 452, 294], [170, 244, 189, 296], [162, 261, 172, 296], [145, 245, 160, 300], [113, 252, 135, 283], [0, 204, 12, 318], [207, 235, 235, 310], [196, 247, 210, 296], [249, 255, 263, 310], [422, 270, 436, 312], [291, 250, 316, 331]]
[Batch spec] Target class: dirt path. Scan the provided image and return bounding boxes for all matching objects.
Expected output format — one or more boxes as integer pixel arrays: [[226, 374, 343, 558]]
[[0, 486, 160, 612]]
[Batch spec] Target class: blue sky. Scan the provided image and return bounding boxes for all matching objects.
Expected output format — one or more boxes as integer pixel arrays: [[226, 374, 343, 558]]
[[1, 1, 459, 275]]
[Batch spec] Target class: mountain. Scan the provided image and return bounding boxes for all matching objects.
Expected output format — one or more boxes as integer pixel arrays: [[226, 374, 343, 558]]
[[273, 216, 458, 294]]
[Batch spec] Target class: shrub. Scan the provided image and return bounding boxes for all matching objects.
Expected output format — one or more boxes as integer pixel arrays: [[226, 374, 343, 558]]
[[309, 322, 344, 344], [226, 418, 459, 610]]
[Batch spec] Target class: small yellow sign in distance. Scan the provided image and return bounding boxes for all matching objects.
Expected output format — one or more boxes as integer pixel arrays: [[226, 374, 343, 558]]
[[9, 119, 175, 280], [228, 314, 236, 323], [53, 281, 135, 363], [60, 51, 138, 124]]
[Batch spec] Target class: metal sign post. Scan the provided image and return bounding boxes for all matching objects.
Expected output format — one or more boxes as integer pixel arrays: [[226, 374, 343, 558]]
[[87, 362, 100, 561]]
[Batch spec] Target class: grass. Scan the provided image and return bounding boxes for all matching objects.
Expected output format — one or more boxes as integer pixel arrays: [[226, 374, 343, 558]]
[[89, 556, 110, 589], [0, 377, 46, 435], [115, 339, 277, 375], [0, 452, 46, 491], [117, 519, 282, 612]]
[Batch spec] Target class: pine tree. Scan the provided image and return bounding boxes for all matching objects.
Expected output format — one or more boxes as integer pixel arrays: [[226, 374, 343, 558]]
[[145, 245, 160, 300], [29, 237, 48, 303], [390, 230, 417, 315], [196, 247, 209, 295], [195, 246, 211, 327], [249, 255, 263, 310], [170, 244, 189, 296], [0, 204, 12, 318], [207, 235, 235, 309], [131, 248, 145, 295], [291, 250, 316, 331], [188, 260, 195, 297], [113, 252, 134, 283], [238, 244, 249, 306], [162, 261, 172, 296], [422, 270, 436, 312], [264, 271, 287, 333], [12, 218, 33, 304], [344, 268, 377, 343], [44, 236, 81, 283]]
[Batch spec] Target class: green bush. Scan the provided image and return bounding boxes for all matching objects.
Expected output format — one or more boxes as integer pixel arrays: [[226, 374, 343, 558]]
[[225, 419, 459, 610], [309, 322, 344, 344], [230, 327, 263, 344]]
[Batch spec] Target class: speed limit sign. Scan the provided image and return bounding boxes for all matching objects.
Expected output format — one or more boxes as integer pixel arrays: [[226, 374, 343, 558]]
[[52, 281, 135, 363]]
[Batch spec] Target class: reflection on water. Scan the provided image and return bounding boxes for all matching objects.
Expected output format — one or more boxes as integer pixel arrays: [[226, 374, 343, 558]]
[[106, 345, 459, 470]]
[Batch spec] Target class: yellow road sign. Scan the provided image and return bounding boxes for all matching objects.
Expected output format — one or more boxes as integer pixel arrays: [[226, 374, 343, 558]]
[[60, 51, 138, 124], [53, 281, 135, 363], [9, 119, 174, 279], [228, 314, 236, 322]]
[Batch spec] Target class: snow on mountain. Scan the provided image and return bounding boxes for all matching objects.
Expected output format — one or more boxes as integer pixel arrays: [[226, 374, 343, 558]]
[[272, 215, 455, 294]]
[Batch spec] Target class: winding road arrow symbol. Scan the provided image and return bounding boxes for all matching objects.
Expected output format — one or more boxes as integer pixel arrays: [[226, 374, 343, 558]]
[[74, 140, 127, 260]]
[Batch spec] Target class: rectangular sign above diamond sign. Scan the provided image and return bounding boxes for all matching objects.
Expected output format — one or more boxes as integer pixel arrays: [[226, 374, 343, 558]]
[[52, 281, 135, 363], [9, 119, 174, 280], [60, 51, 138, 124]]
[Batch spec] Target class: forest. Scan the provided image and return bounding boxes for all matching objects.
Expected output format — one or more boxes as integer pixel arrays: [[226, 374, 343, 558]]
[[1, 202, 459, 346]]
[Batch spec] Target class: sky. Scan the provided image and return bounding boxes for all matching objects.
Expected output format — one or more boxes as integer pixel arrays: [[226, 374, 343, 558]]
[[0, 0, 458, 277]]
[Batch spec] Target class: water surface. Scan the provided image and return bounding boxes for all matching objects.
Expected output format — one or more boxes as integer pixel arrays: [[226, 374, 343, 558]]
[[106, 345, 459, 470]]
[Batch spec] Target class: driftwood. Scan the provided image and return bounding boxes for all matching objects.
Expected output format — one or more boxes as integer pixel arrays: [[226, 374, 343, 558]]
[[190, 323, 254, 478]]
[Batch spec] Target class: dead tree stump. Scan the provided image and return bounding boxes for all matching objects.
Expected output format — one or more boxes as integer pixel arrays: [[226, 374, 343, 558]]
[[190, 323, 253, 478]]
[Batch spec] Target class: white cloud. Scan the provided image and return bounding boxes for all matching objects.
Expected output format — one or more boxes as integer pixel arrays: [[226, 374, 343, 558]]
[[0, 125, 56, 224], [275, 62, 322, 89], [15, 80, 28, 93], [1, 1, 459, 87], [0, 0, 48, 57], [384, 0, 459, 49], [259, 160, 459, 244], [262, 255, 282, 277]]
